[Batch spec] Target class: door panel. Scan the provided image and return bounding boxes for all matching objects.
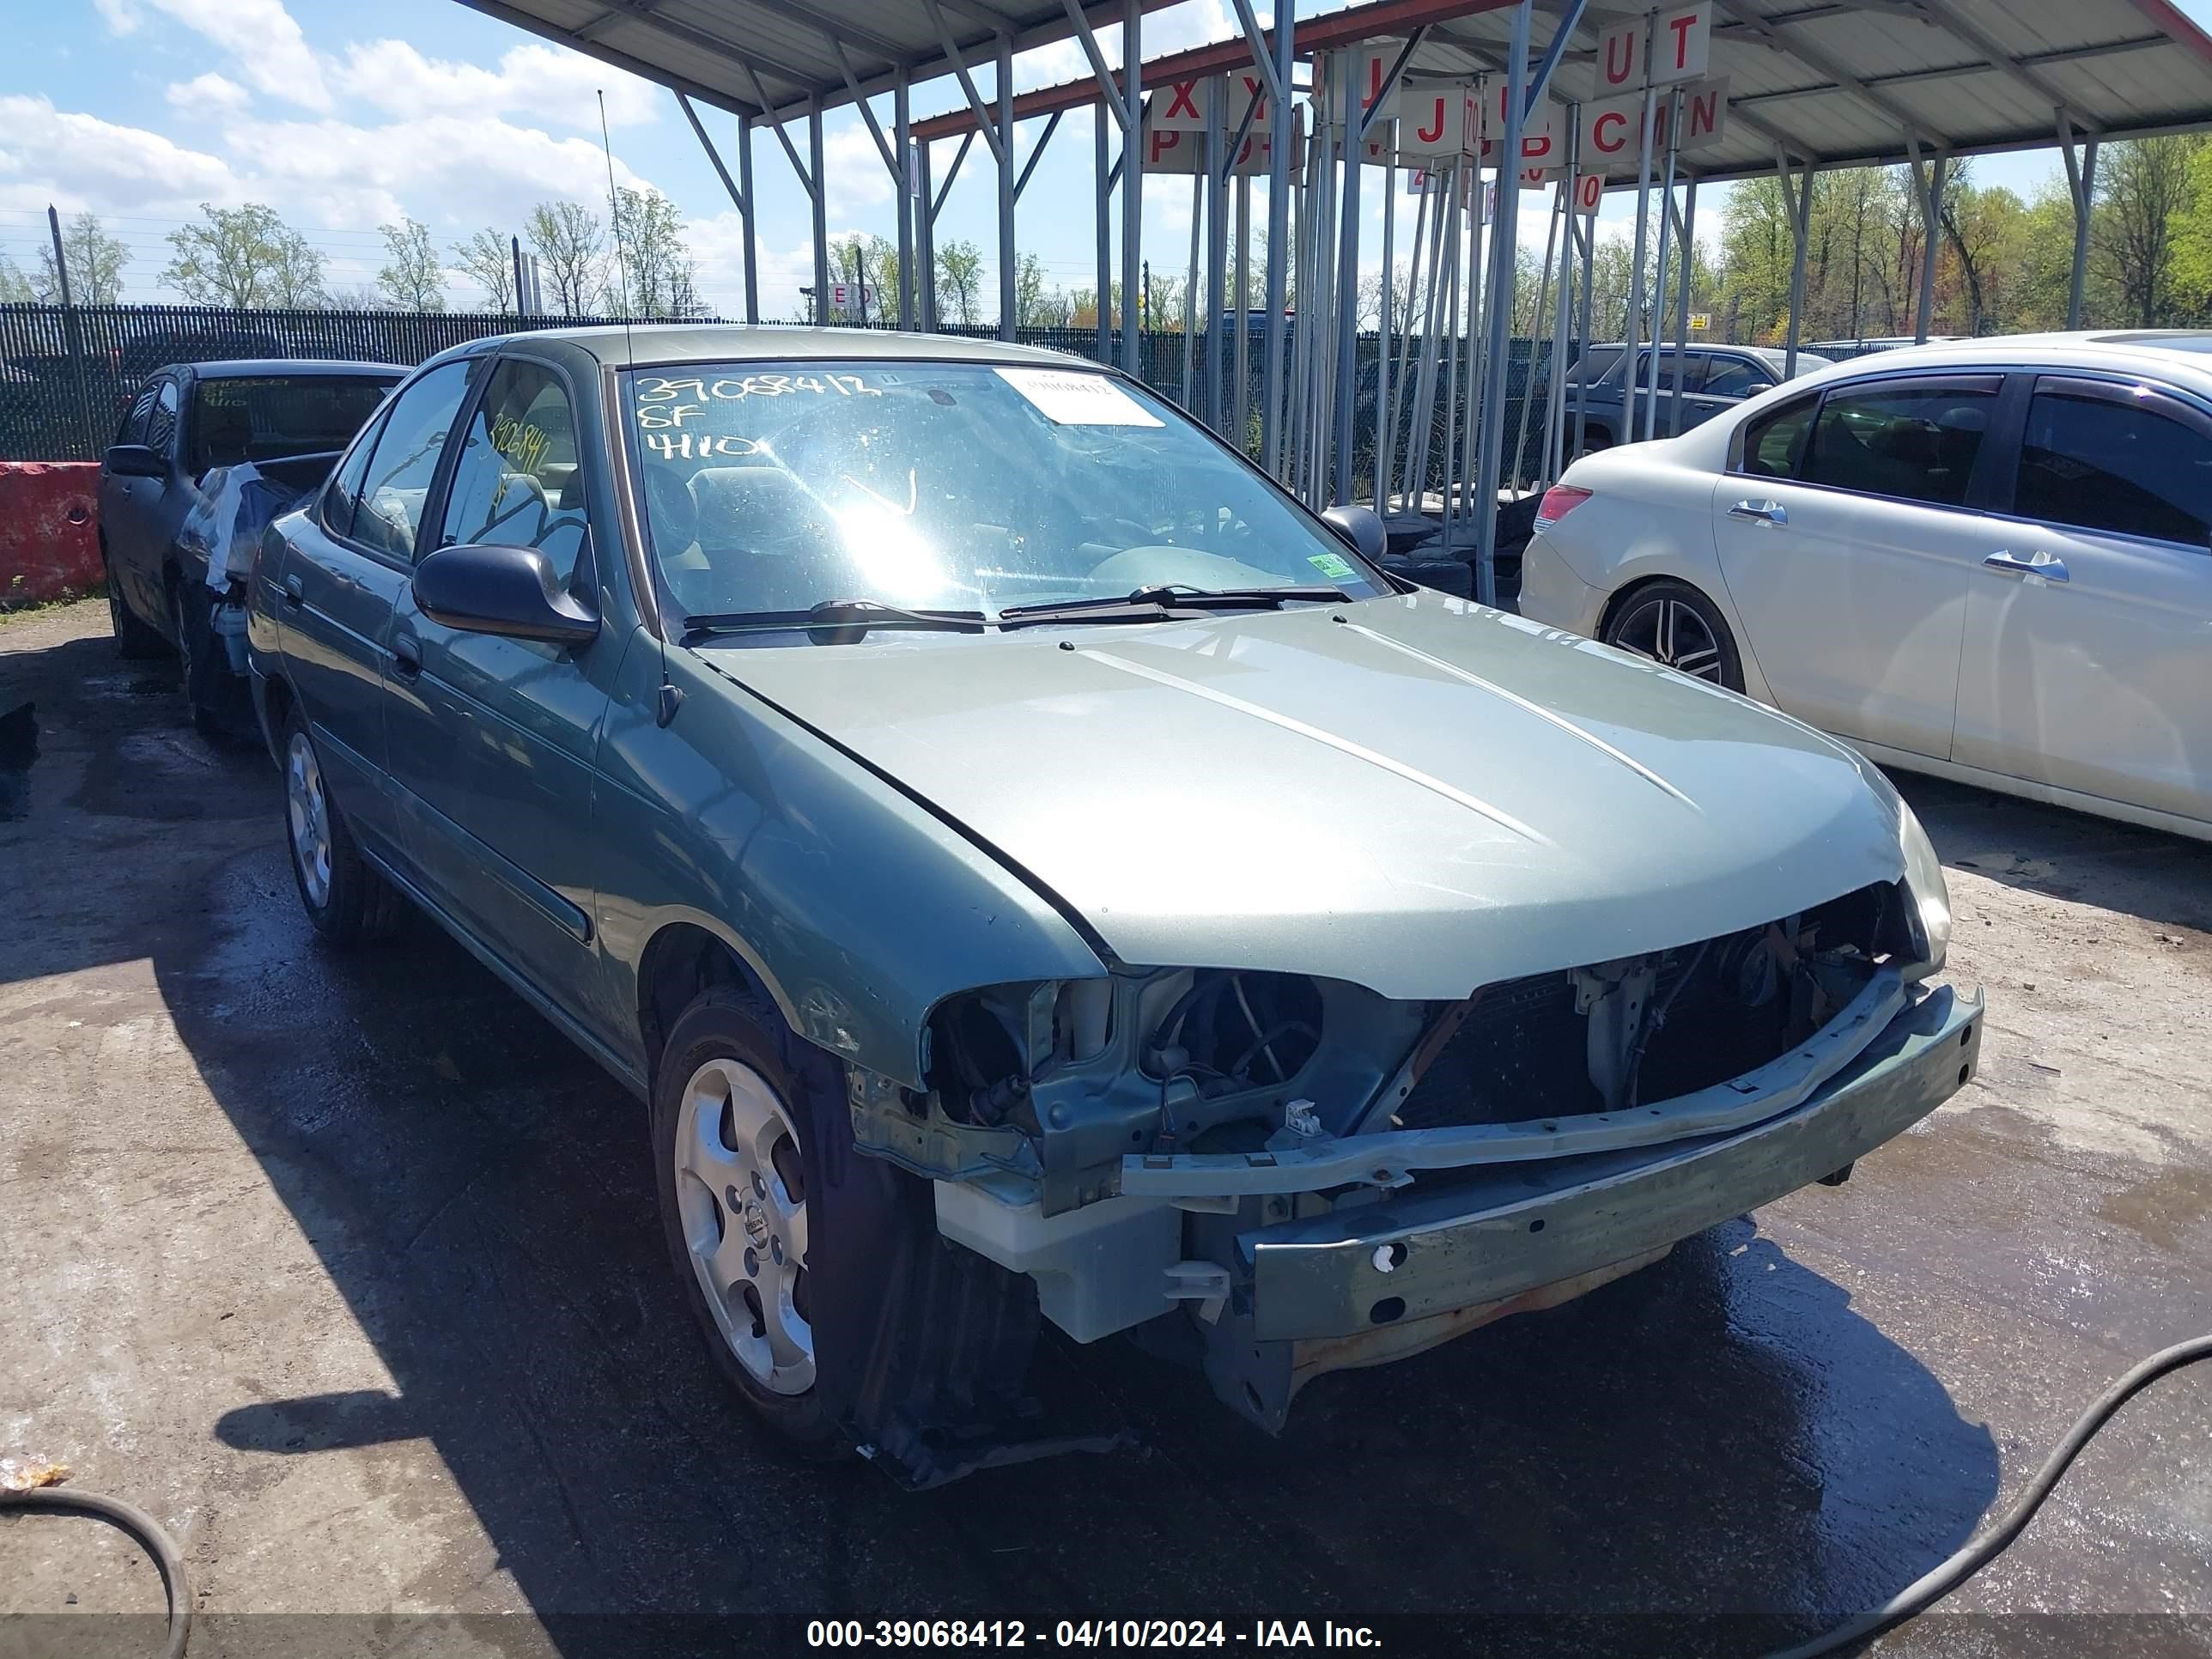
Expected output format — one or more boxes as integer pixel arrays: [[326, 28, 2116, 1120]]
[[381, 355, 622, 1034], [1955, 378, 2212, 822], [1710, 376, 2002, 758]]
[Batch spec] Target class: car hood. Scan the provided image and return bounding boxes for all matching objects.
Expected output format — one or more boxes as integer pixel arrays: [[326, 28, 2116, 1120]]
[[695, 592, 1908, 1000]]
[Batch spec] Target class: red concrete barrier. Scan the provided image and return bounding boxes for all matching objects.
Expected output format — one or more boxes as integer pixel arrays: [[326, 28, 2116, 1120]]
[[0, 462, 103, 606]]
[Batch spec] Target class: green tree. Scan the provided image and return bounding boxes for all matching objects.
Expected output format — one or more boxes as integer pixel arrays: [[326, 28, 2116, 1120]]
[[0, 253, 32, 303], [451, 228, 516, 313], [161, 203, 325, 308], [37, 210, 131, 304], [935, 239, 983, 325], [2092, 136, 2204, 327], [525, 201, 605, 318], [375, 216, 445, 311], [609, 187, 690, 317]]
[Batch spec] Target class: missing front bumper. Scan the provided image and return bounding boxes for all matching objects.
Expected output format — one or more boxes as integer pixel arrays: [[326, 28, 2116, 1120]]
[[1241, 981, 1979, 1341]]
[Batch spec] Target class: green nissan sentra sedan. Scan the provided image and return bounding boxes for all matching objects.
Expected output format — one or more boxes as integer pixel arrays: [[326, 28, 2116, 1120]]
[[246, 325, 1977, 1486]]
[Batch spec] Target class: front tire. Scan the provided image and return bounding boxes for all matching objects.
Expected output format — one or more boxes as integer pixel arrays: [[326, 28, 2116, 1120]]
[[105, 551, 165, 659], [280, 705, 401, 945], [1601, 579, 1746, 693], [652, 986, 843, 1456]]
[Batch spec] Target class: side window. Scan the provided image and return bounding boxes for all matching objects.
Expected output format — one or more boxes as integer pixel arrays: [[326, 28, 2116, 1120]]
[[1702, 356, 1769, 400], [2015, 386, 2212, 546], [1633, 350, 1698, 392], [1737, 393, 1817, 479], [144, 378, 180, 458], [319, 410, 386, 542], [352, 361, 474, 560], [118, 385, 158, 446], [434, 358, 588, 582], [1798, 379, 1999, 507]]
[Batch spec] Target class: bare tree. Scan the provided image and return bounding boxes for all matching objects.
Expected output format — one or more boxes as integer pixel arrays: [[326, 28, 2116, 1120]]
[[375, 216, 446, 311], [451, 228, 516, 313], [525, 201, 605, 318], [935, 240, 982, 326], [38, 211, 131, 304]]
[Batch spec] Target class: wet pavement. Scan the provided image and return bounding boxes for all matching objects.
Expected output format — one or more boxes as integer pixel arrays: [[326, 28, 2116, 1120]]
[[2, 599, 2208, 1657]]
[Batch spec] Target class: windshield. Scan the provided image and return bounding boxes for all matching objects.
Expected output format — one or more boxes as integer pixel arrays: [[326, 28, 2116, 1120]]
[[624, 360, 1384, 624], [188, 375, 398, 475]]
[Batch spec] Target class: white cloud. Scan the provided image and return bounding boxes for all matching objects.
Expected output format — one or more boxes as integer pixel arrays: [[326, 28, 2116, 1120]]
[[336, 40, 661, 131], [0, 94, 236, 216], [823, 121, 894, 208], [93, 0, 138, 34], [138, 0, 331, 111], [166, 73, 251, 115]]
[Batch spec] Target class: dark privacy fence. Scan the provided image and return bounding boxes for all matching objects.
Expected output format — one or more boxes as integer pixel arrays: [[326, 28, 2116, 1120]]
[[0, 302, 1564, 484]]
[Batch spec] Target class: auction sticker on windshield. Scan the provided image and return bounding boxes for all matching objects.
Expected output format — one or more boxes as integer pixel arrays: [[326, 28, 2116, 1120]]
[[993, 367, 1163, 427]]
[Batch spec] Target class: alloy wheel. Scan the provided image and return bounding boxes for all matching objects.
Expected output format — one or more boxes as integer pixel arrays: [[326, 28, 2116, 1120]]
[[672, 1056, 814, 1395], [1612, 596, 1725, 683], [285, 731, 332, 908]]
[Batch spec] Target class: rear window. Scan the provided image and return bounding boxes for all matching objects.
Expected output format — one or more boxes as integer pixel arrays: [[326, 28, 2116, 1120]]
[[189, 376, 398, 476], [1567, 348, 1623, 385]]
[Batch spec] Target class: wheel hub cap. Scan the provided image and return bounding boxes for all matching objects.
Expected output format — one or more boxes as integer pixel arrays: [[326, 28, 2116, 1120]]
[[672, 1056, 814, 1394], [1615, 598, 1724, 683], [285, 732, 332, 908]]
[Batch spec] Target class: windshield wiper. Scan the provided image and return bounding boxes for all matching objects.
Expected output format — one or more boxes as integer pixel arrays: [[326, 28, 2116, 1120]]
[[996, 583, 1349, 628], [682, 599, 989, 645]]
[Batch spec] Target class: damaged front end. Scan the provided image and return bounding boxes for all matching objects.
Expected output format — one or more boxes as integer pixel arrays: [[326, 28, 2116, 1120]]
[[842, 848, 1973, 1462]]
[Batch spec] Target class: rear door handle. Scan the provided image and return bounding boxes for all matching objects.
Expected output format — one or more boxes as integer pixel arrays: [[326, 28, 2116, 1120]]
[[1729, 499, 1787, 526], [282, 573, 304, 607], [390, 632, 422, 678], [1984, 550, 2069, 582]]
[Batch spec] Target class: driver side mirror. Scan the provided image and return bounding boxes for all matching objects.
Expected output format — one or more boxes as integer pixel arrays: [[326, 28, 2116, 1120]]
[[103, 443, 166, 480], [413, 543, 599, 645], [1321, 504, 1387, 564]]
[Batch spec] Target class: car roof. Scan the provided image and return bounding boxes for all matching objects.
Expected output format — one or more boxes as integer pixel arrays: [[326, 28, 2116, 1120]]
[[162, 359, 407, 380], [444, 325, 1093, 371], [1790, 330, 2212, 388]]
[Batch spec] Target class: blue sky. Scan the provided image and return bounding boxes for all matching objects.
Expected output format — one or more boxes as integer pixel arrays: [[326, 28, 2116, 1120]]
[[3, 0, 2208, 319]]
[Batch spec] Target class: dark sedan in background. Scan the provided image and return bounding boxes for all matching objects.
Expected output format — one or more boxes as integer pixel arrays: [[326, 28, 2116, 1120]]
[[100, 358, 400, 731]]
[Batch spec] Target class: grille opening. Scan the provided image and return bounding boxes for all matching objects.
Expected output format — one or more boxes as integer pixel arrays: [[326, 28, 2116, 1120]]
[[1396, 884, 1893, 1136]]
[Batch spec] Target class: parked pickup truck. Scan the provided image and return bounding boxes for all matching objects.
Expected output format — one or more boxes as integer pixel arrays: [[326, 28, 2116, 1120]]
[[100, 359, 402, 734], [1565, 343, 1829, 453]]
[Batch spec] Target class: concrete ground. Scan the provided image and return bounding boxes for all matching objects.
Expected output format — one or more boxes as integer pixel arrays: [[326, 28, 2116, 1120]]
[[2, 598, 2208, 1658]]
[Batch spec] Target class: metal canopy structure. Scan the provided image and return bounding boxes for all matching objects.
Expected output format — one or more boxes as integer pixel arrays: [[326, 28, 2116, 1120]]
[[455, 0, 2212, 607], [1371, 0, 2212, 181], [456, 0, 1178, 120]]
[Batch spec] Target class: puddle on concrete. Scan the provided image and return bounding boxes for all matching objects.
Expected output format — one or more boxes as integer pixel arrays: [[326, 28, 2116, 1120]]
[[0, 700, 35, 821]]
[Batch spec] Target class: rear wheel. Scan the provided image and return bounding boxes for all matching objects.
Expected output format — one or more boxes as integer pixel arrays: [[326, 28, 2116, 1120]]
[[281, 705, 401, 945], [105, 551, 165, 659], [652, 986, 843, 1455], [1601, 580, 1746, 693]]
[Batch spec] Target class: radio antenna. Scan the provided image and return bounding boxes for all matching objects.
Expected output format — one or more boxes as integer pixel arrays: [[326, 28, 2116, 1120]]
[[600, 90, 681, 726]]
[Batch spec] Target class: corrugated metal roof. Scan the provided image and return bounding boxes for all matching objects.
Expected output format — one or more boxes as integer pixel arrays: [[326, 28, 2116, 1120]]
[[1403, 0, 2212, 183], [452, 0, 1183, 121]]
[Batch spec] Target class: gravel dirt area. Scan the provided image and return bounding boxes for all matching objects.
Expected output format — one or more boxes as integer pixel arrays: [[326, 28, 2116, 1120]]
[[2, 597, 2208, 1657]]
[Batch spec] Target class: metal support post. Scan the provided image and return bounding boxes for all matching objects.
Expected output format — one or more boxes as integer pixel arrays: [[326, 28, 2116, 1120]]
[[1644, 88, 1681, 442], [2060, 115, 2098, 330], [918, 142, 938, 329], [1235, 174, 1253, 447], [1571, 198, 1596, 460], [1122, 0, 1144, 376], [1471, 0, 1534, 604], [1225, 0, 1291, 474], [1545, 119, 1580, 483], [809, 100, 830, 327], [738, 116, 760, 322], [1908, 135, 1947, 343], [1624, 25, 1657, 435], [1384, 180, 1431, 509], [1668, 176, 1697, 436], [1781, 150, 1811, 377], [1510, 190, 1560, 495], [1206, 76, 1229, 428], [1374, 157, 1396, 508], [895, 74, 915, 329], [998, 32, 1017, 339], [1097, 108, 1114, 359]]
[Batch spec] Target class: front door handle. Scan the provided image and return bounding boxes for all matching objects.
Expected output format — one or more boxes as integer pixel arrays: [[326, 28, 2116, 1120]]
[[1729, 498, 1788, 526], [390, 632, 422, 678], [1984, 550, 2069, 582], [282, 573, 304, 607]]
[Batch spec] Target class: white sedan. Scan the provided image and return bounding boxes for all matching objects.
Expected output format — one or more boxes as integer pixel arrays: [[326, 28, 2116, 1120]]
[[1520, 331, 2212, 842]]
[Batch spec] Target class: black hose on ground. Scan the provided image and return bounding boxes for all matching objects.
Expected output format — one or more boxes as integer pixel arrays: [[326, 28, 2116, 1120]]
[[1766, 1332, 2212, 1658], [0, 1485, 191, 1659]]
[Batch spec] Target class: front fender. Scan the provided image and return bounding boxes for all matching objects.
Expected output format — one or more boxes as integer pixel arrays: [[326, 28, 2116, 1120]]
[[592, 633, 1108, 1085]]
